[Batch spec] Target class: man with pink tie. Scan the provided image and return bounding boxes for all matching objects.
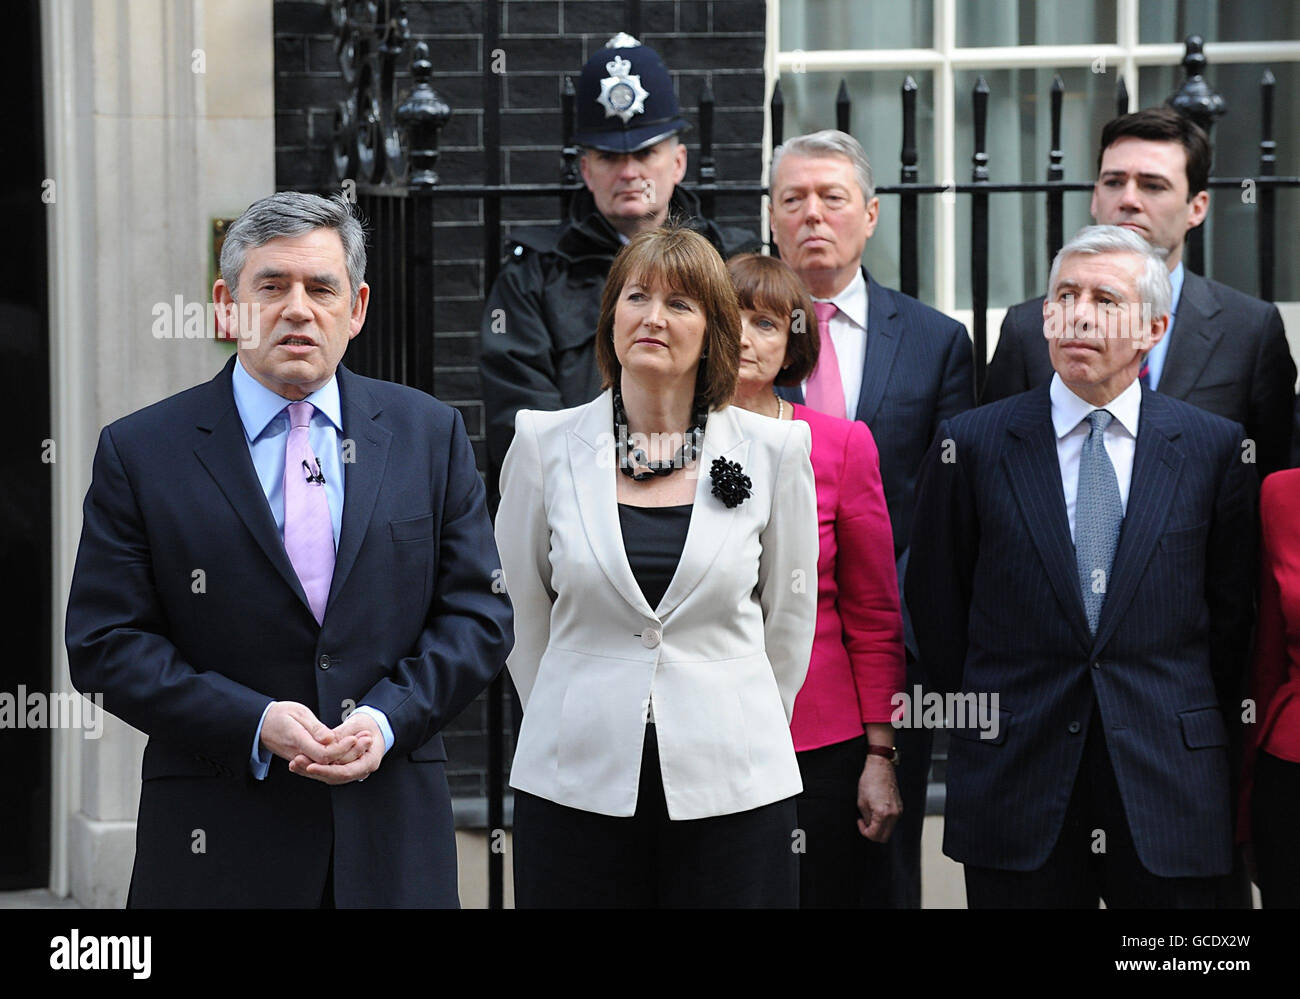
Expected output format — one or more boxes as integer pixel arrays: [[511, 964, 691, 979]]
[[770, 129, 975, 907]]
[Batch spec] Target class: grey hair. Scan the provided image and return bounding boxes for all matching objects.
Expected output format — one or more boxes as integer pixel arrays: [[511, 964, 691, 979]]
[[771, 129, 875, 202], [220, 191, 367, 304], [1048, 224, 1172, 319]]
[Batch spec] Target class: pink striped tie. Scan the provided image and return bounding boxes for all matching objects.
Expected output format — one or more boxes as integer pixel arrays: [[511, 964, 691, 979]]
[[283, 401, 334, 624], [805, 300, 846, 419]]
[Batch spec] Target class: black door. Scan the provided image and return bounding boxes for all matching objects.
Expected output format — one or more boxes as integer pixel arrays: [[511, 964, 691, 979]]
[[0, 0, 51, 890]]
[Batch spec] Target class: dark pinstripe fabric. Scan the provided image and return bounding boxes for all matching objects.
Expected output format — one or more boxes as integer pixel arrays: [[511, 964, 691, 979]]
[[906, 381, 1258, 878]]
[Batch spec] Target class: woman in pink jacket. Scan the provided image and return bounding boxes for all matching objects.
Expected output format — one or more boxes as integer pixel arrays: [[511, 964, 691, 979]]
[[1239, 467, 1300, 907], [727, 254, 906, 908]]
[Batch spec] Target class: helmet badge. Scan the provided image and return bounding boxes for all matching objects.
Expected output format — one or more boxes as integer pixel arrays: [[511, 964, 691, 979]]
[[597, 54, 650, 123]]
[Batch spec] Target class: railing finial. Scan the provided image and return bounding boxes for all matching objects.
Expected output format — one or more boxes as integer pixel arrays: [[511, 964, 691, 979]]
[[396, 41, 452, 187], [1167, 34, 1226, 134]]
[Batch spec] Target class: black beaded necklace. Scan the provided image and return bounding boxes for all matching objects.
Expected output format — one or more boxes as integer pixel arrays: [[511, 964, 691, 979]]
[[613, 389, 708, 481]]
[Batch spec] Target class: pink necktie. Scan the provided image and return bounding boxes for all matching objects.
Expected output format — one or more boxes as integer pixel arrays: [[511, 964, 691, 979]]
[[805, 300, 846, 419], [283, 401, 334, 624]]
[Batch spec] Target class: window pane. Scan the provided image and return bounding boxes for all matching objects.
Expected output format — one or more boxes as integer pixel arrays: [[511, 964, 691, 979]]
[[1138, 62, 1300, 301], [1140, 0, 1300, 44], [781, 0, 932, 52], [957, 0, 1117, 47], [953, 67, 1119, 308], [777, 70, 938, 304]]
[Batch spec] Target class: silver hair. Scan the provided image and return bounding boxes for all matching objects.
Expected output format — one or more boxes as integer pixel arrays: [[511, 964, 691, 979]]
[[1048, 224, 1172, 319], [220, 191, 367, 304], [771, 129, 875, 202]]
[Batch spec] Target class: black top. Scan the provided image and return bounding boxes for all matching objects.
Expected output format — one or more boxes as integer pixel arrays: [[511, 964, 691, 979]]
[[617, 503, 693, 610]]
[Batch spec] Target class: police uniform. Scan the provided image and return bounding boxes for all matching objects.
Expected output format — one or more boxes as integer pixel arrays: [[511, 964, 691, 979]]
[[479, 34, 758, 500]]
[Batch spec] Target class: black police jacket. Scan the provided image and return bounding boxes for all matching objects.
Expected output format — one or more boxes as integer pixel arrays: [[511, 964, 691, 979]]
[[479, 186, 759, 499]]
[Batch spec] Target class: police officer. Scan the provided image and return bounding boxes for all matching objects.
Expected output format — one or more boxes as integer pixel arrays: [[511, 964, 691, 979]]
[[479, 33, 758, 502]]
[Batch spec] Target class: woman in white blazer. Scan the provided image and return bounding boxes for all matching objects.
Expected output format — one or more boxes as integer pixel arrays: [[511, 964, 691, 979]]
[[496, 225, 818, 908]]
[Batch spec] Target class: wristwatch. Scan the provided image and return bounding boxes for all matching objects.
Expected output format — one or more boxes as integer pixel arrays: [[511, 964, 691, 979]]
[[866, 743, 900, 765]]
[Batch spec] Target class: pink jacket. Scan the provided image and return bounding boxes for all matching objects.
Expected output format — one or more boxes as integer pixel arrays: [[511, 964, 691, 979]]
[[789, 403, 906, 752]]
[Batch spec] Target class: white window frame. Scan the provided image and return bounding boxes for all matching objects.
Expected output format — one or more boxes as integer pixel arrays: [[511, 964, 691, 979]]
[[763, 0, 1300, 339]]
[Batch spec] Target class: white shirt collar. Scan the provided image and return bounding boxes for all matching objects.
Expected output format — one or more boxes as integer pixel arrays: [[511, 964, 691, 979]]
[[1049, 372, 1142, 441], [815, 268, 867, 330]]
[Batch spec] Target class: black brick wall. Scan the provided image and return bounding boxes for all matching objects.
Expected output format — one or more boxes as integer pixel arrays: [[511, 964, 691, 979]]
[[273, 0, 769, 807]]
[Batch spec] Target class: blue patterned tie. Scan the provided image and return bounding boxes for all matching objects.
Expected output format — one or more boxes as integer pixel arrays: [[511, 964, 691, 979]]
[[1076, 409, 1123, 634]]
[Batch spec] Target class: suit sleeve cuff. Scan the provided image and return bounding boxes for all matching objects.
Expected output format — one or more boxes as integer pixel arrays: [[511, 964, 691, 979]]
[[354, 706, 394, 755], [250, 701, 274, 780]]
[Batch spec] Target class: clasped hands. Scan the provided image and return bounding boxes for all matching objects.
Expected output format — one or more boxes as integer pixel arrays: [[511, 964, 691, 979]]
[[260, 701, 384, 785]]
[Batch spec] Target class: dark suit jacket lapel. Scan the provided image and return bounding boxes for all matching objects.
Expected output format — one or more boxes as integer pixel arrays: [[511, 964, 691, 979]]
[[193, 357, 313, 616], [1155, 271, 1222, 401], [327, 365, 393, 615], [1002, 384, 1092, 651], [1091, 390, 1183, 654], [855, 270, 902, 424]]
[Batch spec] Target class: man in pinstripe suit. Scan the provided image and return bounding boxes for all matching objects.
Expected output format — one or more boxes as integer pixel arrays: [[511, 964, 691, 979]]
[[907, 226, 1256, 907]]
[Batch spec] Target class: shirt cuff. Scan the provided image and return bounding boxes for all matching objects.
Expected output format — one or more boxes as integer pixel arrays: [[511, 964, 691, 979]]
[[353, 706, 394, 755], [251, 701, 274, 780]]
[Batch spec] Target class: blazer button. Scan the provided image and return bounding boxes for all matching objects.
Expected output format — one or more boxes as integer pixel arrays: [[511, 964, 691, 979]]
[[1091, 660, 1101, 670], [1068, 721, 1081, 734], [640, 628, 661, 649], [318, 655, 331, 670]]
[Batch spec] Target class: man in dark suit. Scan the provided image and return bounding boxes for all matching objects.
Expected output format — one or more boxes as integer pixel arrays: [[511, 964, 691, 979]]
[[65, 192, 513, 907], [770, 129, 975, 908], [908, 225, 1256, 907], [984, 107, 1295, 478]]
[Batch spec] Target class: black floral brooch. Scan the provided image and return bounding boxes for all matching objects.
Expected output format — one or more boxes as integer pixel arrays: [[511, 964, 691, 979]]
[[709, 458, 752, 508]]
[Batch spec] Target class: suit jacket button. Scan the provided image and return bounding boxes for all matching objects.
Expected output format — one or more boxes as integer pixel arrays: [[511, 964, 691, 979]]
[[1068, 721, 1081, 734], [1091, 660, 1101, 670], [640, 628, 661, 649], [318, 655, 331, 670]]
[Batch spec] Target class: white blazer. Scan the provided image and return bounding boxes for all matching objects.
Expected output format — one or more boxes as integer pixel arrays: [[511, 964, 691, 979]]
[[495, 389, 818, 820]]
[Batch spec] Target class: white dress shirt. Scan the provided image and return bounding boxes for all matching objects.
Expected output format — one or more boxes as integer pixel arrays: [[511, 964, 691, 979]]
[[1050, 373, 1142, 543], [801, 268, 868, 420]]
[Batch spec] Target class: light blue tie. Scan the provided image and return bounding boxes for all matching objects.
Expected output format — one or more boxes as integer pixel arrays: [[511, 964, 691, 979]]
[[1076, 409, 1123, 634]]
